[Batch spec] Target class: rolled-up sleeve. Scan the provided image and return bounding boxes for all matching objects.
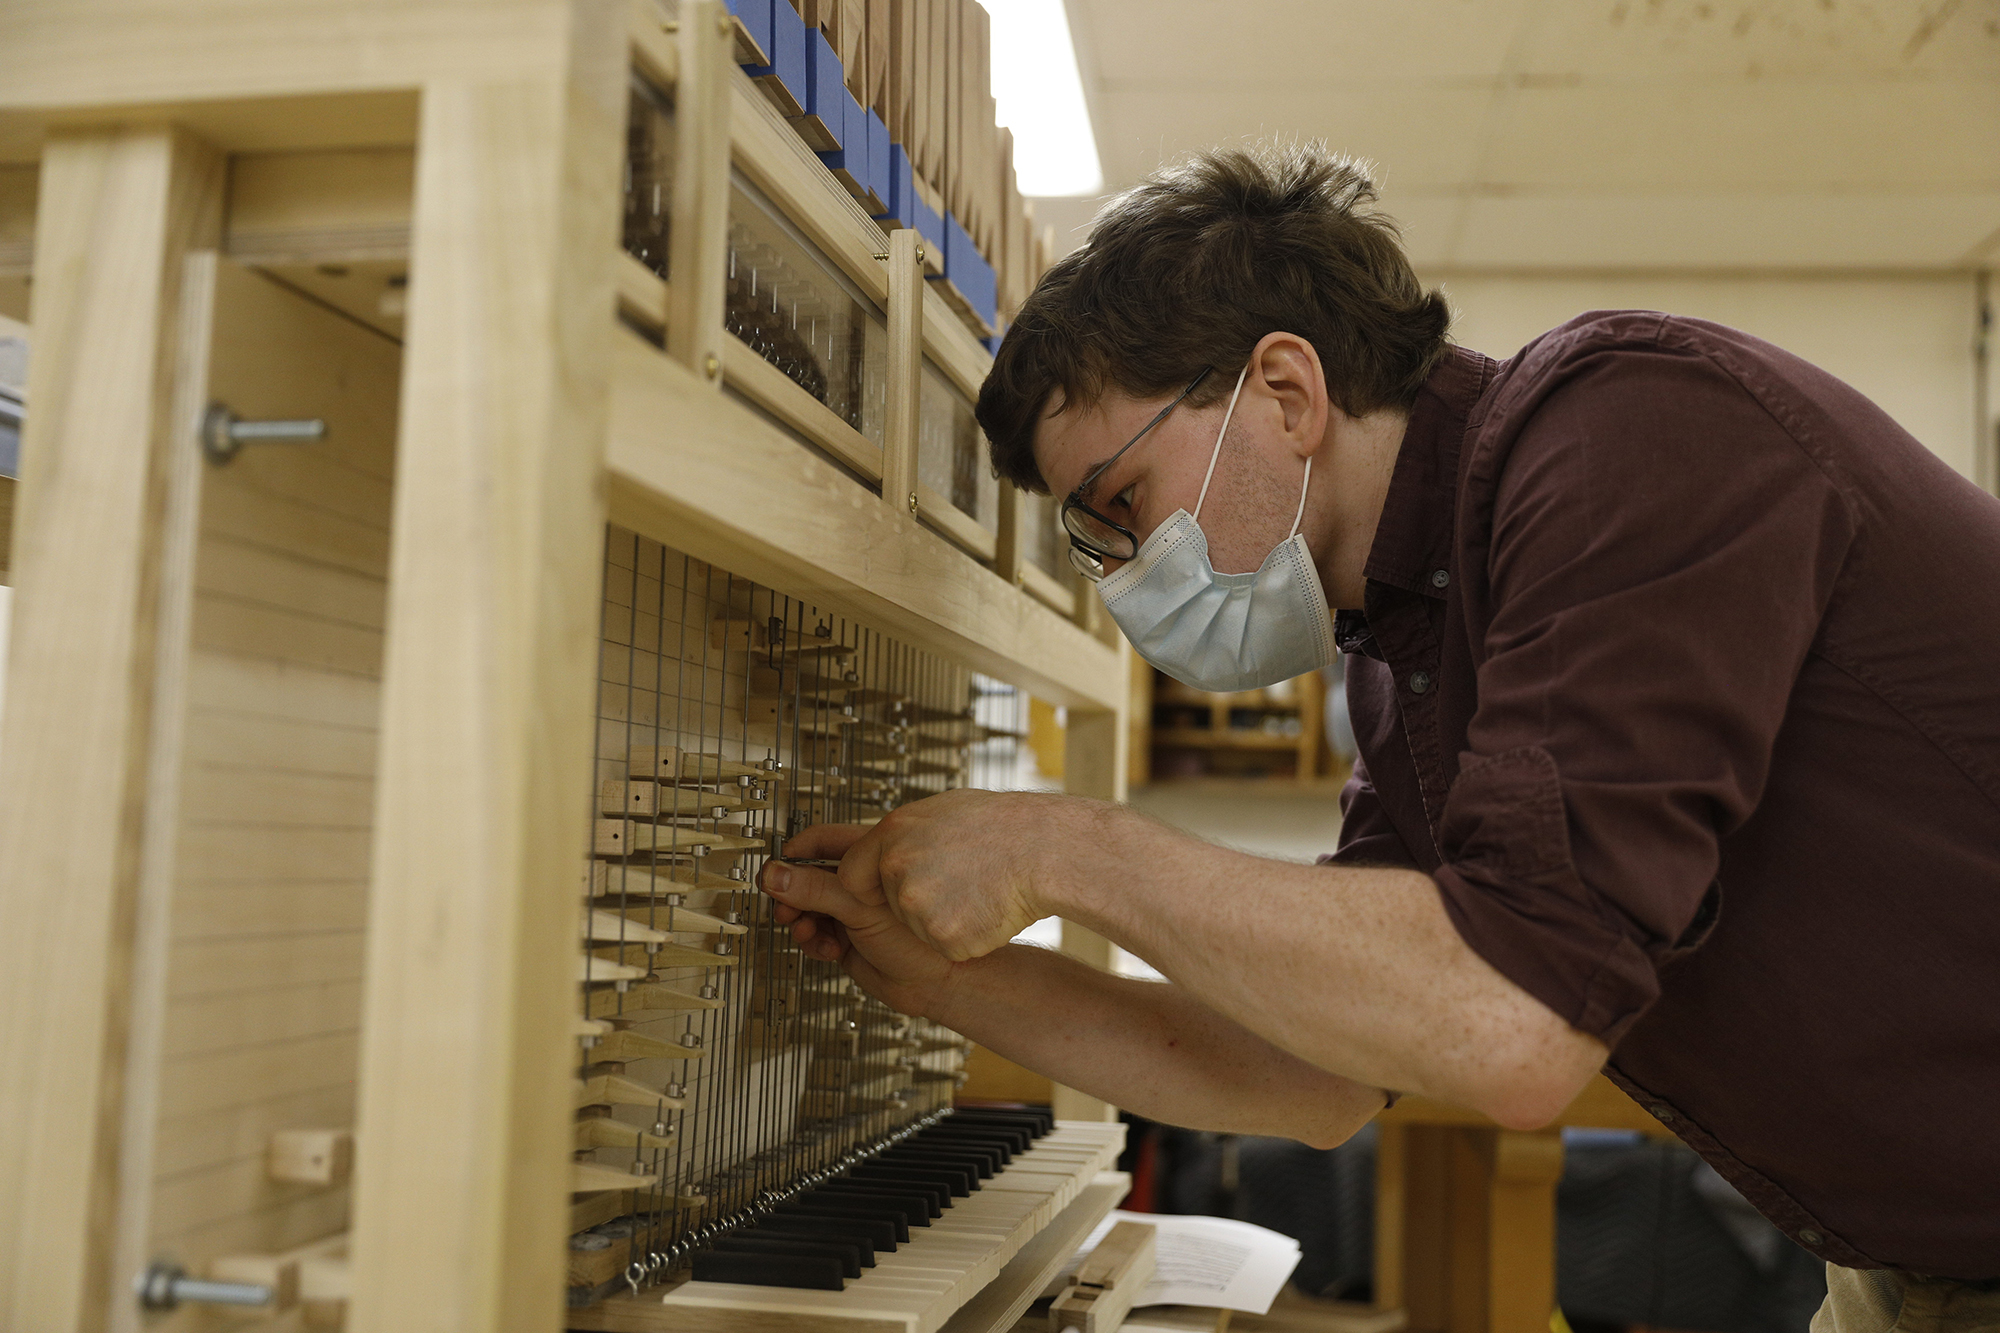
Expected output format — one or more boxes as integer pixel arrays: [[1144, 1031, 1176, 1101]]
[[1437, 338, 1855, 1044]]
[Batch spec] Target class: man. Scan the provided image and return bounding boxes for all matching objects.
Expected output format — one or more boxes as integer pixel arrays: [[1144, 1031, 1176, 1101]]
[[757, 145, 2000, 1323]]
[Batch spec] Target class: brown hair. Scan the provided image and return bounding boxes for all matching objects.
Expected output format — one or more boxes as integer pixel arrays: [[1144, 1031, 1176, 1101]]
[[977, 143, 1451, 494]]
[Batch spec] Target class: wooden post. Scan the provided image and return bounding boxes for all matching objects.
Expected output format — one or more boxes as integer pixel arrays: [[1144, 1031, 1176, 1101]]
[[1483, 1130, 1564, 1333], [667, 0, 734, 385], [882, 226, 924, 514], [1053, 696, 1128, 1122], [343, 5, 624, 1328], [0, 123, 222, 1332], [1401, 1124, 1454, 1333], [1372, 1121, 1409, 1315], [995, 481, 1025, 585]]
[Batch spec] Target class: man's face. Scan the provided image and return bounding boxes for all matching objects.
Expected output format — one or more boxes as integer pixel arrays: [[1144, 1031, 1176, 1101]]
[[1032, 375, 1311, 580]]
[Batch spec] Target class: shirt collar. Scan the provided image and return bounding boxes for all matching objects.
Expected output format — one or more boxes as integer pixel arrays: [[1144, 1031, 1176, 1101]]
[[1359, 345, 1496, 601]]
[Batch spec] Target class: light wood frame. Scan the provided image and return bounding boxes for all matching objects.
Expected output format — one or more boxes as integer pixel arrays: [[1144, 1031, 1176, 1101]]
[[0, 2, 1126, 1329]]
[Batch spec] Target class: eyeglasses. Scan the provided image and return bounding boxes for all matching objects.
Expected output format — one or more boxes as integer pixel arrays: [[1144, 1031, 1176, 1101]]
[[1059, 367, 1212, 580]]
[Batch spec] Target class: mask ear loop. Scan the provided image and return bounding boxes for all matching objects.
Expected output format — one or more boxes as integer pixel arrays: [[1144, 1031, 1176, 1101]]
[[1289, 456, 1313, 538], [1191, 363, 1253, 524]]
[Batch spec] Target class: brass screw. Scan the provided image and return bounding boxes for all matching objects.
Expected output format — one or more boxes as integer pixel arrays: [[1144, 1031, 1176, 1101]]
[[915, 244, 926, 263], [907, 491, 919, 514], [716, 11, 732, 35], [704, 353, 721, 380]]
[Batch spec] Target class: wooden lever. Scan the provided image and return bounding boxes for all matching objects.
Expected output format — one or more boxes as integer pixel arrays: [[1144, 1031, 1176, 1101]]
[[1050, 1220, 1157, 1333], [266, 1129, 354, 1186]]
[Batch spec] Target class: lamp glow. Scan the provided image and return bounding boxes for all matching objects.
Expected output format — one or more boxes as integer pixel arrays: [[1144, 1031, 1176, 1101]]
[[978, 0, 1104, 197]]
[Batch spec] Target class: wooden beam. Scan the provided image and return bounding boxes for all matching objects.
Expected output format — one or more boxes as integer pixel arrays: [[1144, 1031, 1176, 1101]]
[[342, 6, 625, 1328], [606, 332, 1125, 713], [0, 122, 222, 1332], [881, 227, 925, 517], [667, 0, 734, 384]]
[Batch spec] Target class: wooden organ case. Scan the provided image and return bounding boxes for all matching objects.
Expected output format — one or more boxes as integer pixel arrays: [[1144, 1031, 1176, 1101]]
[[0, 2, 1134, 1331]]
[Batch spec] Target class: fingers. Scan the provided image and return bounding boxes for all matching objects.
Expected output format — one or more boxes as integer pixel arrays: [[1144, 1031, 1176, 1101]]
[[759, 860, 883, 927], [782, 823, 872, 861]]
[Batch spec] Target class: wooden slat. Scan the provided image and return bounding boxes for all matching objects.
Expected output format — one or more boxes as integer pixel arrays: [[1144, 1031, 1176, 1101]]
[[0, 123, 223, 1332], [607, 332, 1125, 712], [882, 227, 927, 514], [666, 0, 733, 383], [344, 9, 626, 1326], [723, 331, 885, 480]]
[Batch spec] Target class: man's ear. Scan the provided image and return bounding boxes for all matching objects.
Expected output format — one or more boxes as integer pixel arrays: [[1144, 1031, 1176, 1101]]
[[1251, 332, 1329, 457]]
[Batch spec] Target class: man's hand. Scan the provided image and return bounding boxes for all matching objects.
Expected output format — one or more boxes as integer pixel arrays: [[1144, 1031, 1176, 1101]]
[[759, 828, 963, 1017], [781, 790, 1091, 961]]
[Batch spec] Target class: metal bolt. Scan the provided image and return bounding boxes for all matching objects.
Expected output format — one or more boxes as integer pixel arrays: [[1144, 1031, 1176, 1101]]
[[200, 403, 327, 465], [907, 491, 919, 514], [915, 244, 926, 263], [136, 1262, 274, 1311]]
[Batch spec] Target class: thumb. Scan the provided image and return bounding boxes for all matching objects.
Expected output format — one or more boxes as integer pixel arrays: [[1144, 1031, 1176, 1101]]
[[758, 861, 886, 928]]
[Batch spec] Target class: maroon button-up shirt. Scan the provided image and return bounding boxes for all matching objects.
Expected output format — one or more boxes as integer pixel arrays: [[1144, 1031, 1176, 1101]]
[[1329, 311, 2000, 1280]]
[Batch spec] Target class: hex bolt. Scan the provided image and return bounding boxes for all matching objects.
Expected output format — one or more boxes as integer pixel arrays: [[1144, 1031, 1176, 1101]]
[[201, 403, 327, 465], [136, 1262, 274, 1311]]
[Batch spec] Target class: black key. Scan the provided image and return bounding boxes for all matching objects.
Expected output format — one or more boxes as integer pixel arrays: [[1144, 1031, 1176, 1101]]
[[927, 1120, 1030, 1152], [863, 1156, 975, 1196], [841, 1167, 949, 1211], [814, 1181, 936, 1223], [692, 1250, 843, 1290], [953, 1106, 1052, 1135], [712, 1234, 861, 1279], [751, 1215, 883, 1261], [849, 1163, 962, 1202], [916, 1128, 1018, 1161], [782, 1197, 910, 1243], [892, 1143, 999, 1177]]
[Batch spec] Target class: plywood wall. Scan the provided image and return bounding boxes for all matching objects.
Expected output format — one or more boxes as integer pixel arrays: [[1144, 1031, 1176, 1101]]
[[146, 260, 398, 1306]]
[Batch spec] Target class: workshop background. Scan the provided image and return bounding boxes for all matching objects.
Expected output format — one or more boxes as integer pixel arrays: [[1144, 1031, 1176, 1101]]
[[1002, 3, 1997, 1331]]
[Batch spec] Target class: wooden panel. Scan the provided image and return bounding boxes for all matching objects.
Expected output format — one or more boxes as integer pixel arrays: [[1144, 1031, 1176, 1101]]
[[607, 330, 1126, 713], [225, 148, 414, 263], [0, 123, 222, 1333], [345, 6, 626, 1326], [126, 257, 400, 1331]]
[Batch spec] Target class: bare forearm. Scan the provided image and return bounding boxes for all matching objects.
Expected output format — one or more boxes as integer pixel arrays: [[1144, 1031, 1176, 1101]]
[[1045, 803, 1604, 1127], [932, 944, 1386, 1147]]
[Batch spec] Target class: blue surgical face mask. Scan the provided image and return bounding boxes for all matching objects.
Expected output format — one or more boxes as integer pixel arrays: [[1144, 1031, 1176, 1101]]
[[1096, 364, 1337, 692]]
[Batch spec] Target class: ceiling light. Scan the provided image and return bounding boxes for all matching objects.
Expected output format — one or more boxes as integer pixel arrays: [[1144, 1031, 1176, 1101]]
[[977, 0, 1104, 197]]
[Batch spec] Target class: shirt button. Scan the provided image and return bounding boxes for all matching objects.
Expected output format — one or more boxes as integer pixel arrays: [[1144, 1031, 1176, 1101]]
[[1408, 671, 1432, 695], [1430, 568, 1450, 589], [1800, 1228, 1823, 1246]]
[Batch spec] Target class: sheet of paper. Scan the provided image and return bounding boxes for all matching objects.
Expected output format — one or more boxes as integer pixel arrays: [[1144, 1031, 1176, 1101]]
[[1043, 1210, 1303, 1316]]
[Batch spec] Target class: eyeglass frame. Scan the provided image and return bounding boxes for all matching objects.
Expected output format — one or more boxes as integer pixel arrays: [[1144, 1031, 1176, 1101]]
[[1058, 366, 1213, 580]]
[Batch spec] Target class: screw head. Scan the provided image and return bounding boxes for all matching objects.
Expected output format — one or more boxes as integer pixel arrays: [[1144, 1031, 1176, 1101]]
[[907, 491, 919, 514], [716, 10, 732, 35], [915, 244, 926, 262], [704, 353, 721, 380]]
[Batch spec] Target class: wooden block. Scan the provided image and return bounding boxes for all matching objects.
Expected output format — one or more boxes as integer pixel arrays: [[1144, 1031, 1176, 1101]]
[[579, 954, 651, 985], [592, 940, 739, 971], [593, 819, 769, 858], [571, 1190, 635, 1236], [574, 1114, 675, 1153], [266, 1128, 355, 1187], [298, 1246, 349, 1331], [866, 0, 892, 116], [593, 1028, 707, 1063], [584, 909, 672, 946], [587, 861, 752, 905], [587, 982, 727, 1019], [575, 1073, 691, 1112], [840, 0, 867, 102], [627, 746, 775, 783], [208, 1254, 301, 1315], [574, 1161, 660, 1194], [601, 779, 770, 819]]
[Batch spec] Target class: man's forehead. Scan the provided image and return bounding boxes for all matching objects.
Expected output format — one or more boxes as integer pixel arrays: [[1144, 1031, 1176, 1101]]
[[1032, 389, 1151, 495]]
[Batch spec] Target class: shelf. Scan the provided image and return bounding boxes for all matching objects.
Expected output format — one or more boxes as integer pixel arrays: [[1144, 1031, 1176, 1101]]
[[1152, 727, 1304, 752]]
